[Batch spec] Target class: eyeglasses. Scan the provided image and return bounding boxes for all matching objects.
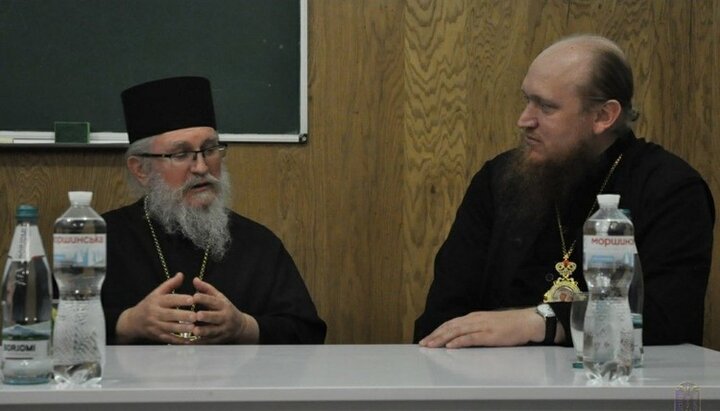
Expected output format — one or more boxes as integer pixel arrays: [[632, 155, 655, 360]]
[[138, 143, 228, 165]]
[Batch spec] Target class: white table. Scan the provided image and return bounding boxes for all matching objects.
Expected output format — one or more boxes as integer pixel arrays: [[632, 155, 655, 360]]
[[1, 344, 718, 410]]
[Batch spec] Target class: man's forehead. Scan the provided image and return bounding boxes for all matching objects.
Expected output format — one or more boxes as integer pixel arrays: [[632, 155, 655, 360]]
[[532, 42, 593, 80], [522, 50, 591, 99], [153, 126, 218, 148]]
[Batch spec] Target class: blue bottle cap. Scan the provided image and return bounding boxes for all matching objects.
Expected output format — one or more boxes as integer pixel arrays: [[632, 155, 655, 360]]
[[16, 204, 38, 222]]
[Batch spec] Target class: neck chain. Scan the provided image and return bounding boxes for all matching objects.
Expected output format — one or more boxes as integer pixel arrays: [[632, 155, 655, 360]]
[[143, 196, 209, 306], [542, 153, 623, 303]]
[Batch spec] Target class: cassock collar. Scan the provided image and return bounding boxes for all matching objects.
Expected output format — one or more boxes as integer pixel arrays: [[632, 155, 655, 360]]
[[587, 129, 636, 184]]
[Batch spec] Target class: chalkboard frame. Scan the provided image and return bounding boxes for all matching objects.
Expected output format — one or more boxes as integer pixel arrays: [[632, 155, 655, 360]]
[[0, 0, 308, 147]]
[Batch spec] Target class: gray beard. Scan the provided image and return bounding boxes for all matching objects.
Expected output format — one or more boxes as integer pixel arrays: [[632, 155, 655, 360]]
[[145, 167, 232, 261]]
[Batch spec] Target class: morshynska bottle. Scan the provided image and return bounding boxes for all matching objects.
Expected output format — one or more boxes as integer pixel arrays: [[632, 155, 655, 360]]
[[582, 194, 634, 384], [1, 204, 54, 384], [52, 191, 106, 386]]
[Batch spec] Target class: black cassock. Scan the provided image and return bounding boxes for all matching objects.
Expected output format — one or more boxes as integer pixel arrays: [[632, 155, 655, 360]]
[[414, 131, 715, 346], [101, 199, 326, 344]]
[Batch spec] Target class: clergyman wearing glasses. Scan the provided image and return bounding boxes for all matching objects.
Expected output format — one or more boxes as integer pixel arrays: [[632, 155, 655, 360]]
[[101, 76, 326, 345]]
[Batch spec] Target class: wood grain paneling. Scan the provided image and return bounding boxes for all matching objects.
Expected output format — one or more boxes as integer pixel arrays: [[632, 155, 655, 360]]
[[305, 0, 406, 343], [403, 0, 471, 343], [1, 0, 717, 348]]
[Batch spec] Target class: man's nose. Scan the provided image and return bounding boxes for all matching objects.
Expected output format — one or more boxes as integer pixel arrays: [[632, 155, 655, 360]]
[[517, 105, 538, 129], [190, 152, 209, 174]]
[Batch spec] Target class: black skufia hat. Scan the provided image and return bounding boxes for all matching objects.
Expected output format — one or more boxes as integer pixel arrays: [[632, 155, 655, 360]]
[[121, 76, 216, 143]]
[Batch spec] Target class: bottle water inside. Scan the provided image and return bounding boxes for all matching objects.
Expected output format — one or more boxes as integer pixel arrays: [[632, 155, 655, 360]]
[[621, 209, 644, 368], [1, 204, 53, 384], [582, 194, 634, 384], [52, 191, 106, 387]]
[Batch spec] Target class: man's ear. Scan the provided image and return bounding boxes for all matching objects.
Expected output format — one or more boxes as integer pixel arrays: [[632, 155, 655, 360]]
[[592, 99, 623, 135], [127, 156, 150, 187]]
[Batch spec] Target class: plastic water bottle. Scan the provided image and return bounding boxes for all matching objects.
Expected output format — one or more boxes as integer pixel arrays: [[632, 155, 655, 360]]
[[52, 191, 106, 386], [582, 194, 634, 384], [1, 205, 53, 384], [620, 209, 644, 368]]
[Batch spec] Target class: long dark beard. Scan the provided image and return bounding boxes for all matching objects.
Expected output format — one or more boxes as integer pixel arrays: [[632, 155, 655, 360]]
[[145, 167, 232, 261], [497, 135, 597, 231]]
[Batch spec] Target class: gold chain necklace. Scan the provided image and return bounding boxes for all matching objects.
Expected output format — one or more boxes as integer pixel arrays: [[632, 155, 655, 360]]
[[143, 197, 209, 340], [543, 153, 623, 303]]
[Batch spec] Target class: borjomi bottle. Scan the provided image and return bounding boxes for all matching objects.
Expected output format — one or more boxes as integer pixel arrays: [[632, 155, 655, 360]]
[[1, 204, 53, 384]]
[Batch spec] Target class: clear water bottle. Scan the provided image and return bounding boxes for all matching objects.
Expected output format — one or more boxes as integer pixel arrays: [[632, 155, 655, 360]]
[[1, 204, 53, 384], [620, 209, 644, 368], [582, 194, 634, 384], [52, 191, 106, 386]]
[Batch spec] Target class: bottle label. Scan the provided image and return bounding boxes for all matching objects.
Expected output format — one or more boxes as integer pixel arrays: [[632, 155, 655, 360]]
[[1, 339, 50, 360], [584, 235, 636, 252], [8, 225, 46, 262], [583, 235, 637, 269], [53, 234, 107, 268]]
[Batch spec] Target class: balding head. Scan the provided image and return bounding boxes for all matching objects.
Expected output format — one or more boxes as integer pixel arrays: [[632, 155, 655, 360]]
[[539, 34, 638, 132], [545, 34, 626, 59]]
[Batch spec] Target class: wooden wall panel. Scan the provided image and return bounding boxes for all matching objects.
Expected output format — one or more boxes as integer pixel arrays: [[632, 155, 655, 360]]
[[403, 0, 471, 343], [0, 0, 717, 349], [306, 0, 406, 343]]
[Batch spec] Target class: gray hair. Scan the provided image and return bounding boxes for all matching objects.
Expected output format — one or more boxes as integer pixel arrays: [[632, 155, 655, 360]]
[[124, 136, 155, 197]]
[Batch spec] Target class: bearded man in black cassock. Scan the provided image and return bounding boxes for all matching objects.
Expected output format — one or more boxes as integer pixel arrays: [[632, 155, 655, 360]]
[[101, 76, 326, 345], [414, 35, 714, 349]]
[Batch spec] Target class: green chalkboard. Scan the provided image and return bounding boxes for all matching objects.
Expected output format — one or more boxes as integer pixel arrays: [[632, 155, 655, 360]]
[[0, 0, 303, 142]]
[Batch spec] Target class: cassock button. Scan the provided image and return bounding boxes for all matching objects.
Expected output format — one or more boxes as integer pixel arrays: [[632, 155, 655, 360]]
[[545, 273, 554, 282], [511, 237, 523, 248]]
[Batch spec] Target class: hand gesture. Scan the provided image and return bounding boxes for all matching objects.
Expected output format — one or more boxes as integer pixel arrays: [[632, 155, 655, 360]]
[[115, 273, 197, 344], [190, 277, 259, 344]]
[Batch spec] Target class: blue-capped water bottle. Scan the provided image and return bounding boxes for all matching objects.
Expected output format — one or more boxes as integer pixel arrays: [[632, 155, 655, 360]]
[[1, 204, 54, 384], [582, 194, 634, 383]]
